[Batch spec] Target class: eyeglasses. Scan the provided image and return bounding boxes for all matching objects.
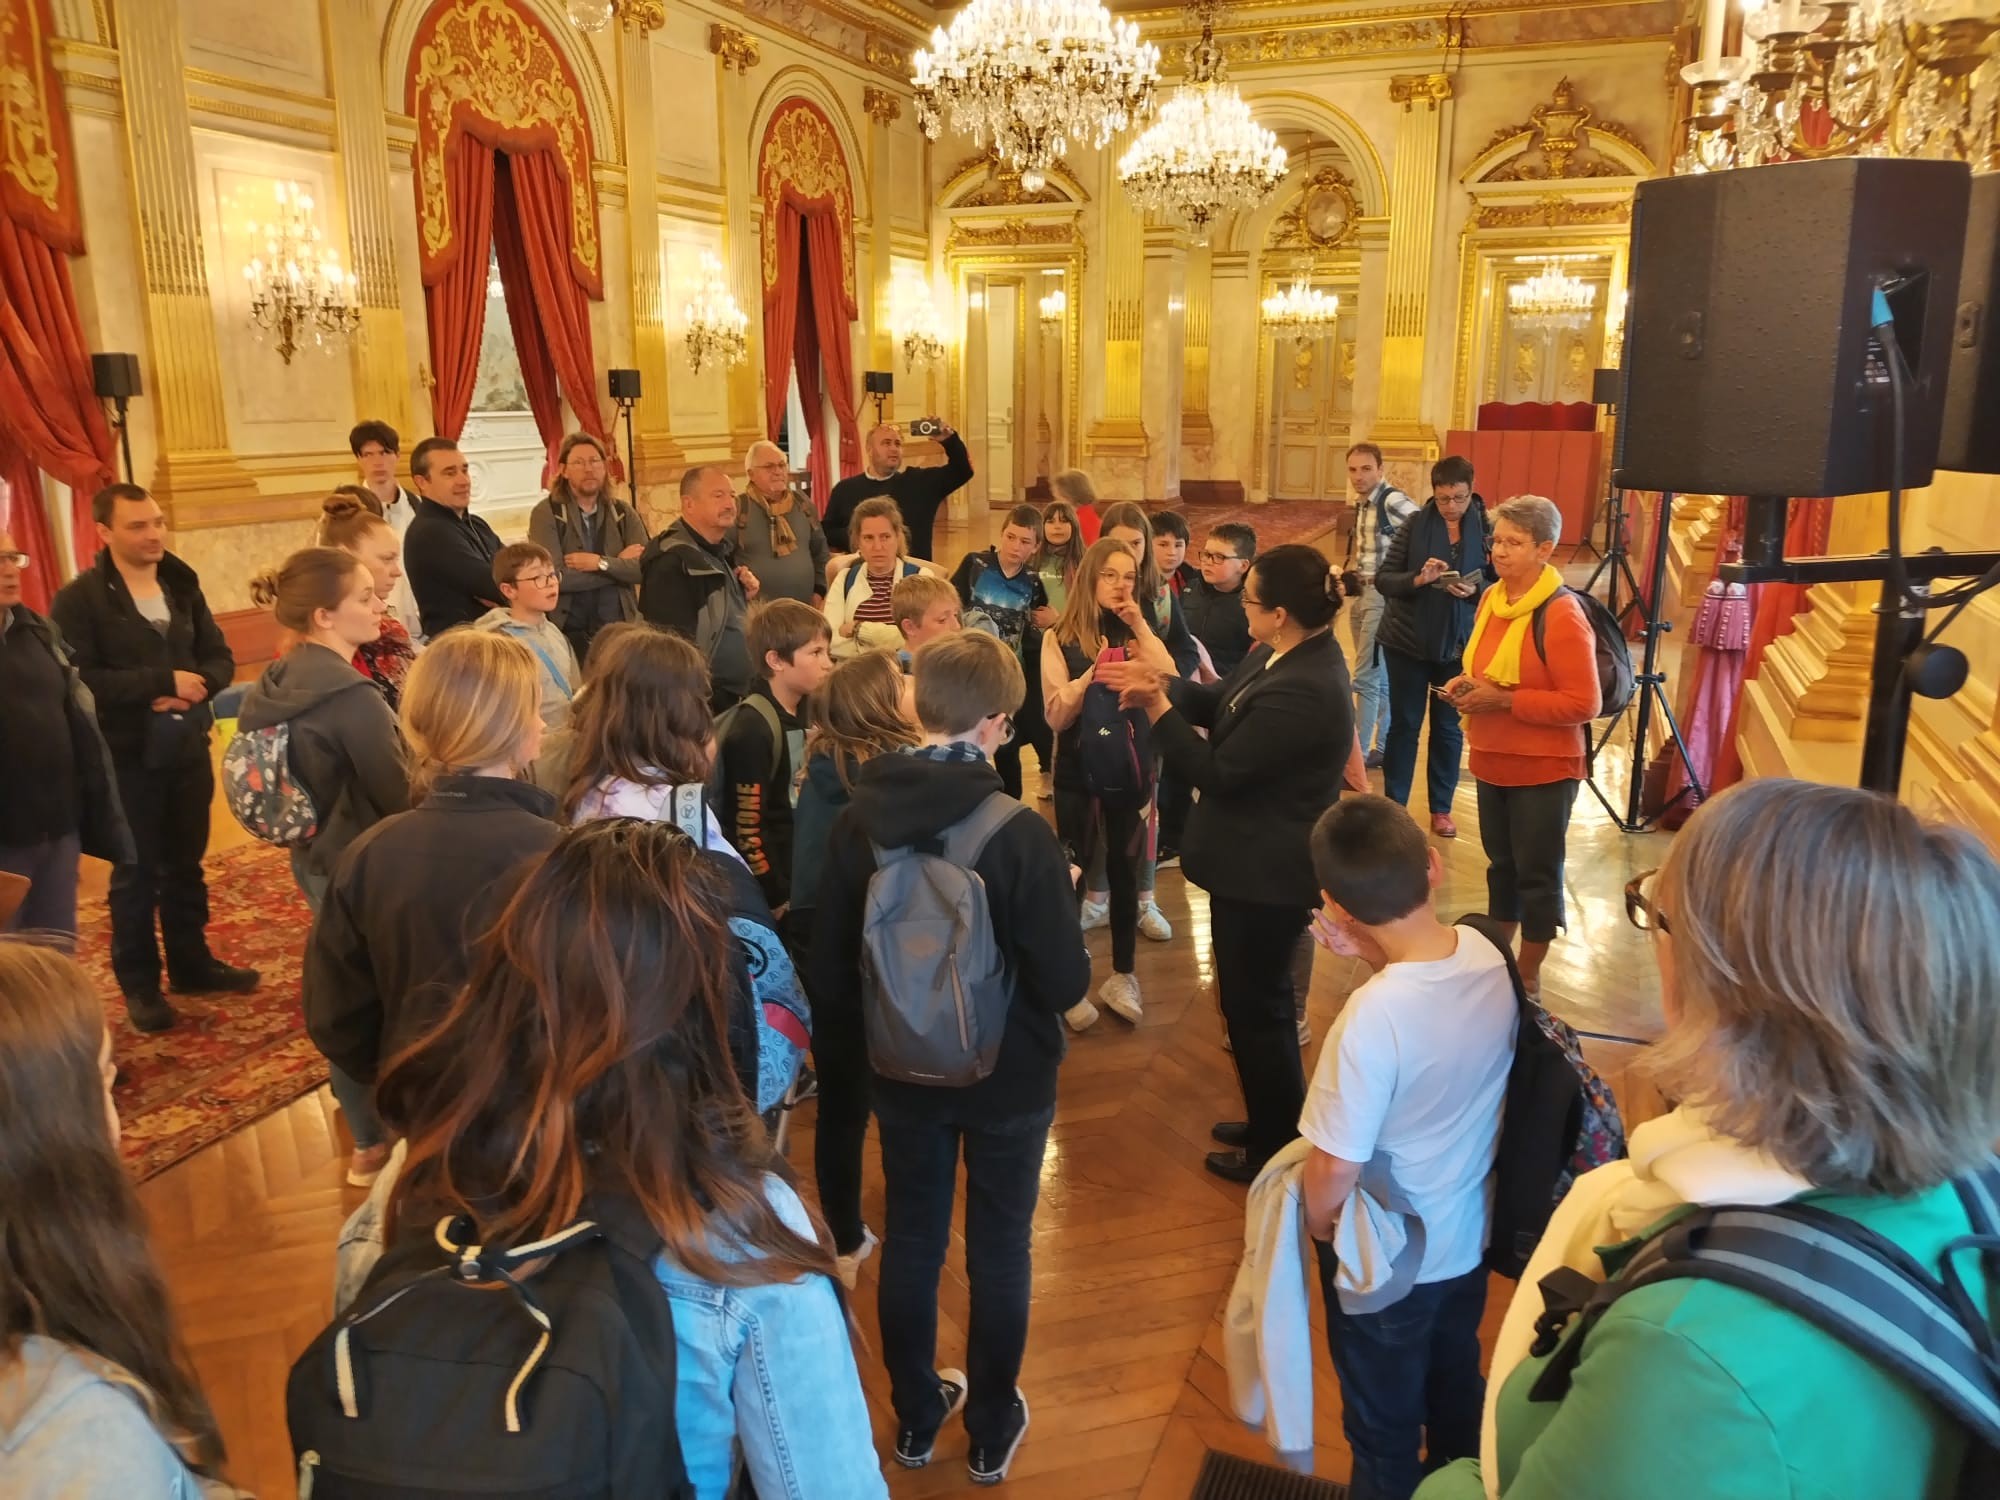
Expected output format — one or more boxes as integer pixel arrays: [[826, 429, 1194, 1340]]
[[513, 571, 559, 588], [0, 550, 26, 568], [1624, 869, 1671, 934], [1241, 593, 1270, 611], [1198, 550, 1244, 564]]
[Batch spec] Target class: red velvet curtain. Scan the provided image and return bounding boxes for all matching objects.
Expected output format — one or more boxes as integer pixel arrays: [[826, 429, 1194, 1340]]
[[804, 211, 862, 484], [0, 427, 56, 610], [426, 136, 497, 440], [504, 149, 615, 468], [0, 215, 115, 585], [491, 155, 565, 482], [792, 242, 831, 510], [762, 200, 802, 448]]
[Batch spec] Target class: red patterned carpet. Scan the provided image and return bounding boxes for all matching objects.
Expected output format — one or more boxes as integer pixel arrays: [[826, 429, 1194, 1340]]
[[76, 842, 325, 1181], [1150, 499, 1344, 553]]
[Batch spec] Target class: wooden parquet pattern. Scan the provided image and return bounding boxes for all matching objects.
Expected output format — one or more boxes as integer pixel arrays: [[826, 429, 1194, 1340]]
[[141, 515, 1673, 1498]]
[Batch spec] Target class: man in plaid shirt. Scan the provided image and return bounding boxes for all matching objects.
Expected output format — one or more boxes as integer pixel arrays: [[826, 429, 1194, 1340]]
[[1342, 442, 1418, 766]]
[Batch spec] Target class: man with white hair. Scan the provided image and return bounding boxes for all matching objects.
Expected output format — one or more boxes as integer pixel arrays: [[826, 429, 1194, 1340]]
[[734, 441, 829, 606]]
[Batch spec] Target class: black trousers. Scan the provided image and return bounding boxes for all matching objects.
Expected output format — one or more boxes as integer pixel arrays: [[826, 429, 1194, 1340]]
[[109, 753, 216, 998], [1475, 777, 1579, 944], [1055, 788, 1141, 973], [1211, 894, 1313, 1162], [994, 646, 1051, 798]]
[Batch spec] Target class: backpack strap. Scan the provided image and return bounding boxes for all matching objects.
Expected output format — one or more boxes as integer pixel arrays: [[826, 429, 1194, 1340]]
[[1456, 912, 1531, 1009], [730, 692, 786, 785], [662, 784, 710, 847], [843, 558, 866, 596], [1529, 586, 1571, 665], [941, 790, 1029, 871]]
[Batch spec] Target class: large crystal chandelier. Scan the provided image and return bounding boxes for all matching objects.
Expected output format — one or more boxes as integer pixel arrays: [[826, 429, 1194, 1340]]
[[1261, 262, 1339, 344], [1117, 3, 1286, 242], [913, 0, 1161, 192], [242, 182, 361, 365], [1509, 259, 1598, 333], [683, 252, 748, 375], [1677, 0, 2000, 174]]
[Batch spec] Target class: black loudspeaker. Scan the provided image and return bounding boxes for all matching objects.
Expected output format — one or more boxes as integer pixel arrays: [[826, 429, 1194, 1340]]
[[607, 367, 641, 400], [1939, 172, 2000, 474], [1619, 158, 1969, 497], [1591, 367, 1621, 407], [863, 369, 894, 395], [92, 352, 141, 401]]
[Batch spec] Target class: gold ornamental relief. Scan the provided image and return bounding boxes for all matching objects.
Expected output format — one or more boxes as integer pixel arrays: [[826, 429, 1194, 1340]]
[[410, 0, 601, 294], [0, 0, 80, 250], [758, 99, 857, 310]]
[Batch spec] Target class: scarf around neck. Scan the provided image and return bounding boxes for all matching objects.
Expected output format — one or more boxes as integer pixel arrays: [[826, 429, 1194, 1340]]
[[1463, 562, 1563, 686], [745, 490, 799, 558]]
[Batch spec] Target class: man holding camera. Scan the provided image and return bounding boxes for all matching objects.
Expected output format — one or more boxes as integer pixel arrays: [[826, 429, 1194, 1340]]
[[823, 420, 973, 561]]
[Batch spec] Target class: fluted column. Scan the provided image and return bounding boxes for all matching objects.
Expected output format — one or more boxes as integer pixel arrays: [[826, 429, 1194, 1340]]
[[115, 0, 255, 520], [1376, 72, 1454, 475], [1207, 251, 1257, 493], [620, 19, 684, 502], [712, 24, 764, 459], [1085, 175, 1147, 499], [863, 88, 901, 379], [1181, 240, 1212, 466], [1140, 226, 1186, 501], [327, 0, 410, 434]]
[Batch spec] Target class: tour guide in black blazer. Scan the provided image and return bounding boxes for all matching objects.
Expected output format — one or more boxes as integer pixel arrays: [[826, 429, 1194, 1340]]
[[1100, 546, 1352, 1182]]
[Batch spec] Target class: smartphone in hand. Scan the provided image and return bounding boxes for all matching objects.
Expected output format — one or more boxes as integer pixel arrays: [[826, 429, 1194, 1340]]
[[1432, 570, 1462, 587], [911, 416, 944, 438]]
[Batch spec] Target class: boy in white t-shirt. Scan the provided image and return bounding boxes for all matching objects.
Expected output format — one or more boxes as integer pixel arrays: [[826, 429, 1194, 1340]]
[[1300, 795, 1518, 1500]]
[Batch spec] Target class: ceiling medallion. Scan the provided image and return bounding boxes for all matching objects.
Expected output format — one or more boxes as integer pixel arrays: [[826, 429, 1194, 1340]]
[[1117, 1, 1286, 242], [912, 0, 1161, 192]]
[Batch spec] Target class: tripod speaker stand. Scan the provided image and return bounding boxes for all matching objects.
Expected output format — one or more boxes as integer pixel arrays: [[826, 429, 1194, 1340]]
[[1580, 487, 1648, 633], [1580, 489, 1705, 832]]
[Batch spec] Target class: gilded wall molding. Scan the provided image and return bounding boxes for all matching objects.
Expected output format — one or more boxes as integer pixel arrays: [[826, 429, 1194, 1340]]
[[618, 0, 666, 34], [861, 86, 900, 125], [940, 150, 1088, 207], [1468, 77, 1657, 181], [757, 97, 857, 310], [185, 95, 336, 141], [708, 23, 762, 75], [945, 218, 1085, 256], [1473, 195, 1631, 228], [182, 67, 332, 110], [735, 0, 921, 83], [1389, 72, 1454, 109]]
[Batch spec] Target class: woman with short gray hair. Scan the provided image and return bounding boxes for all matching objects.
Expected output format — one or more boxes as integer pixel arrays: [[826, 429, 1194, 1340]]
[[1417, 778, 2000, 1500], [1442, 493, 1596, 995]]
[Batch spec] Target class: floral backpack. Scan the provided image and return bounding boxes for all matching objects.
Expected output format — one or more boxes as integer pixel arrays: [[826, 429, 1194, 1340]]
[[223, 723, 320, 847]]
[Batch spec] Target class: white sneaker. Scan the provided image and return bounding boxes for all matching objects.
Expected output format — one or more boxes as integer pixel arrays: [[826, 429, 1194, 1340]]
[[1099, 972, 1143, 1024], [1137, 901, 1173, 942], [836, 1225, 879, 1290], [1297, 1014, 1312, 1048], [1079, 898, 1109, 932], [1063, 998, 1100, 1031]]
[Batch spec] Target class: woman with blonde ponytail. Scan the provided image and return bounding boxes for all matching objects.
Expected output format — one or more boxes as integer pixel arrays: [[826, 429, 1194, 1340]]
[[302, 631, 559, 1187]]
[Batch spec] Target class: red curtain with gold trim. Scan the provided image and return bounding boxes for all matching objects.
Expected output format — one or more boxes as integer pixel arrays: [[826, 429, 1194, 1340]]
[[805, 210, 862, 486], [503, 148, 613, 465], [792, 242, 830, 509], [763, 200, 803, 448], [492, 155, 564, 477], [425, 136, 497, 442], [0, 428, 58, 612]]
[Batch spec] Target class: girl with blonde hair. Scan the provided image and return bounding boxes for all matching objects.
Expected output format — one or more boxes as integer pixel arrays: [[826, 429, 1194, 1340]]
[[317, 489, 419, 707], [790, 649, 921, 1285], [0, 938, 234, 1496], [302, 630, 558, 1186]]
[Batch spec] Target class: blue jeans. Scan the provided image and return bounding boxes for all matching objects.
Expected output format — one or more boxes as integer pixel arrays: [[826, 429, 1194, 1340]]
[[294, 863, 384, 1151], [1350, 588, 1388, 753], [875, 1099, 1054, 1447], [1381, 648, 1464, 816], [0, 832, 81, 943], [1317, 1253, 1488, 1500]]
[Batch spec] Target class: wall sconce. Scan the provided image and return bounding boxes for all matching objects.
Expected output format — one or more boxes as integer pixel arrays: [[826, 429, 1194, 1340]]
[[891, 267, 946, 370], [1038, 286, 1066, 331]]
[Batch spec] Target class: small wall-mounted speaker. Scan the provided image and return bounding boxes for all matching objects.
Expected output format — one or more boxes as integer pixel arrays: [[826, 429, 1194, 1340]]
[[92, 352, 142, 401], [1591, 368, 1621, 407], [607, 368, 642, 400], [864, 370, 894, 396]]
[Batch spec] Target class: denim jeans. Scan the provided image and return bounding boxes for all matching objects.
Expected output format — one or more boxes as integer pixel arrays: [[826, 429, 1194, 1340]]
[[294, 864, 384, 1152], [875, 1098, 1054, 1447], [0, 832, 81, 942], [1381, 648, 1464, 815], [1316, 1253, 1489, 1500], [1349, 588, 1388, 753]]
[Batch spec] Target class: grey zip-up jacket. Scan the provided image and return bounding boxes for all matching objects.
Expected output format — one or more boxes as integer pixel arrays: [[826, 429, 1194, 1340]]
[[237, 641, 410, 879]]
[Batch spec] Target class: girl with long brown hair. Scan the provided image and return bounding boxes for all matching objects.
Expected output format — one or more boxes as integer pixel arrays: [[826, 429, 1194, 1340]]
[[1035, 498, 1087, 614], [369, 821, 885, 1497], [317, 490, 419, 709], [789, 648, 919, 1285], [0, 939, 233, 1496], [303, 631, 556, 1187]]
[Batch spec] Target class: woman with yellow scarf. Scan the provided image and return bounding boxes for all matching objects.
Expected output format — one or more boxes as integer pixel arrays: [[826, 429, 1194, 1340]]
[[1444, 495, 1600, 996]]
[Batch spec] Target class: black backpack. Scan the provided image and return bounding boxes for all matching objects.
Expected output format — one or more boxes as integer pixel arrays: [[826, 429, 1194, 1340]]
[[1531, 585, 1637, 719], [1076, 645, 1156, 812], [1525, 1158, 2000, 1500], [1461, 915, 1628, 1278], [287, 1198, 693, 1499]]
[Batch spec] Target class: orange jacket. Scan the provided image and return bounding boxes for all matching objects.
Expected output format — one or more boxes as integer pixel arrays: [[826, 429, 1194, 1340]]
[[1464, 588, 1600, 786]]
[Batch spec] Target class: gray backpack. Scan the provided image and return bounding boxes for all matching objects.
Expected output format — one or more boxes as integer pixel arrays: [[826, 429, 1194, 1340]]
[[861, 791, 1026, 1087]]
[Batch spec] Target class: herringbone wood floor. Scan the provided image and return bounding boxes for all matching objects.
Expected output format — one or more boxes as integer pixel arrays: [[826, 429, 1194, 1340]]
[[141, 514, 1673, 1497]]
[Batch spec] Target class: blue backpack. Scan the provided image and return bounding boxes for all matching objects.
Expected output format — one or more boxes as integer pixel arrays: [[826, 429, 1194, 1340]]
[[1077, 646, 1156, 812]]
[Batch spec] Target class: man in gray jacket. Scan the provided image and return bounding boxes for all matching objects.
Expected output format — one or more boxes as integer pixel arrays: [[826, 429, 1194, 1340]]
[[734, 440, 828, 606], [526, 432, 649, 666]]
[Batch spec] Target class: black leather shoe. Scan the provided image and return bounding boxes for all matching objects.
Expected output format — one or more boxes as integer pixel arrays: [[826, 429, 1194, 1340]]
[[1365, 748, 1386, 771], [1210, 1120, 1249, 1148], [169, 962, 261, 995], [124, 992, 179, 1033], [1204, 1148, 1263, 1184]]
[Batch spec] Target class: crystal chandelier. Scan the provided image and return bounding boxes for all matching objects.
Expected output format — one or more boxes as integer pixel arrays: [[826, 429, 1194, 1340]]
[[683, 252, 748, 375], [1509, 259, 1598, 333], [1261, 263, 1339, 344], [1039, 285, 1067, 331], [1677, 0, 2000, 174], [1118, 2, 1286, 242], [564, 0, 665, 34], [889, 268, 946, 371], [913, 0, 1161, 192], [241, 181, 361, 365]]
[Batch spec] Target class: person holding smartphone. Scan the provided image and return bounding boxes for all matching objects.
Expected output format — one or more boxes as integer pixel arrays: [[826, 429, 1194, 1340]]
[[1374, 456, 1490, 840], [822, 420, 973, 561]]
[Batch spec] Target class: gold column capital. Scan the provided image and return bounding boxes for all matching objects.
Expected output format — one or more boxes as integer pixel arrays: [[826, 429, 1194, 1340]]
[[862, 87, 902, 126], [1390, 73, 1454, 110], [619, 0, 666, 34], [708, 23, 762, 75]]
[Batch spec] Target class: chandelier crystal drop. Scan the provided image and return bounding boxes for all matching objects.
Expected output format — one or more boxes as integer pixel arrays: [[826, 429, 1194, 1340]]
[[683, 252, 749, 375], [1509, 259, 1597, 333], [1260, 264, 1339, 344], [241, 181, 361, 365], [1118, 2, 1285, 242], [912, 0, 1162, 192]]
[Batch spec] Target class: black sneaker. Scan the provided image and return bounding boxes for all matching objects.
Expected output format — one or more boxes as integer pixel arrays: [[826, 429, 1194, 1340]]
[[169, 961, 260, 995], [789, 1065, 819, 1105], [124, 991, 179, 1033], [967, 1390, 1030, 1485], [894, 1367, 967, 1469], [1156, 845, 1181, 869]]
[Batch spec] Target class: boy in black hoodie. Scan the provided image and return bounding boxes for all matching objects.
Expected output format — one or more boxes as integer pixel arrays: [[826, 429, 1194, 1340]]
[[812, 629, 1089, 1486], [717, 599, 832, 917]]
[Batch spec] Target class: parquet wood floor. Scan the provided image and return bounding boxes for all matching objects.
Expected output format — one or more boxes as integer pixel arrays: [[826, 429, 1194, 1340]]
[[139, 514, 1674, 1498]]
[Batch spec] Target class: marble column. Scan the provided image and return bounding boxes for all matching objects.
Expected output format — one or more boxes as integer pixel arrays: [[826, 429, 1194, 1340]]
[[327, 0, 410, 436], [1206, 251, 1258, 496], [711, 24, 765, 462], [1085, 183, 1147, 499], [863, 88, 901, 378], [1140, 226, 1187, 501], [1180, 241, 1213, 485], [115, 0, 256, 521], [1375, 72, 1454, 485], [618, 16, 684, 507]]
